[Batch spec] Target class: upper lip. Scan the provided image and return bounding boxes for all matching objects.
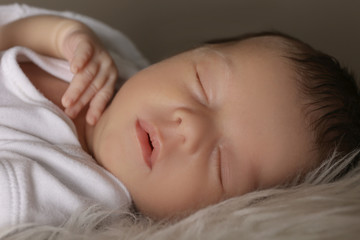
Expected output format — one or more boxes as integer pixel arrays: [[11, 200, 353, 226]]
[[136, 119, 160, 169]]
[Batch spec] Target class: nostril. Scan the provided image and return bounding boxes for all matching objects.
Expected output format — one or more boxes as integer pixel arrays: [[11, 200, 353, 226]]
[[180, 134, 185, 144], [176, 117, 182, 125]]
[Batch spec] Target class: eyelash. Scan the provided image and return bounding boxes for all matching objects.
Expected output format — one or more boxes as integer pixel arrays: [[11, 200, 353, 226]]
[[196, 71, 209, 104], [214, 146, 223, 187], [196, 71, 222, 186]]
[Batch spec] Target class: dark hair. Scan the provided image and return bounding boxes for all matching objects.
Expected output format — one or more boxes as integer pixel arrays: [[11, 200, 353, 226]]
[[208, 32, 360, 180]]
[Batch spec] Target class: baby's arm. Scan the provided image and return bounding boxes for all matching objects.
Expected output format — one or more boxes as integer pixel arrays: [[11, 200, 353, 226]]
[[0, 15, 118, 125]]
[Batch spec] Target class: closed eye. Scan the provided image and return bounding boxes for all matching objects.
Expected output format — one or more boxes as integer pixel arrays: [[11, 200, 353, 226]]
[[196, 71, 209, 104], [214, 146, 223, 187]]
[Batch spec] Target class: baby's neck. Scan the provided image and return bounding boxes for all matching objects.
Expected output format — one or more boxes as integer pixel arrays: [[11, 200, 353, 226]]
[[20, 62, 91, 154], [72, 108, 91, 154]]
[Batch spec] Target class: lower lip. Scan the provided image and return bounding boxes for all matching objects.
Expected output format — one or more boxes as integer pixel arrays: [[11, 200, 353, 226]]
[[136, 120, 152, 169]]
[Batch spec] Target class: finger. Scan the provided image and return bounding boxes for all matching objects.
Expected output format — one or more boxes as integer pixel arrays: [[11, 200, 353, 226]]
[[64, 87, 92, 119], [85, 56, 117, 125], [65, 68, 110, 119], [67, 51, 114, 108], [86, 75, 116, 125], [70, 40, 93, 73], [62, 61, 99, 108]]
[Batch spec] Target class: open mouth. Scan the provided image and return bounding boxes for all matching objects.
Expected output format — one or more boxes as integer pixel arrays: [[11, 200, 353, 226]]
[[136, 119, 155, 169], [147, 132, 154, 152]]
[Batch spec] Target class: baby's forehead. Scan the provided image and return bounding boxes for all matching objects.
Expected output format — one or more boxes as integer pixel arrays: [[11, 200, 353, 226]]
[[204, 33, 292, 52], [225, 36, 289, 55], [195, 36, 291, 69]]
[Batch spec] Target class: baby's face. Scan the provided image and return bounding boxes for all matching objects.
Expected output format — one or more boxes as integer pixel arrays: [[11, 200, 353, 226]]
[[90, 37, 316, 219]]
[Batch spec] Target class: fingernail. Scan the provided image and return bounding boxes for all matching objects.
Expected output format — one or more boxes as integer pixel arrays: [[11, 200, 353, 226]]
[[87, 115, 96, 126], [71, 65, 78, 73], [65, 108, 75, 119], [62, 97, 72, 108]]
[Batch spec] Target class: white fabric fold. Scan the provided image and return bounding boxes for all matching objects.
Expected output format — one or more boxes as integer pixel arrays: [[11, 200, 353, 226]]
[[0, 4, 146, 227]]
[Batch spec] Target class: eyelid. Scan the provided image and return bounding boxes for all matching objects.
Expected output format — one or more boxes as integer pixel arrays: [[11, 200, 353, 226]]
[[195, 70, 209, 104]]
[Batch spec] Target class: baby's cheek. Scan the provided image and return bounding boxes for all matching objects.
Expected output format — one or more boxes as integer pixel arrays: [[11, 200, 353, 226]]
[[132, 170, 221, 219]]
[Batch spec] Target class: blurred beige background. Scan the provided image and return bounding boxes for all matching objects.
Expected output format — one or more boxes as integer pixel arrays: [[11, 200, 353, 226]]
[[1, 0, 359, 76]]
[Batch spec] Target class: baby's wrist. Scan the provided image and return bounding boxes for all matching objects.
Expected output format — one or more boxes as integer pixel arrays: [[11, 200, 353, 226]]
[[54, 19, 89, 60]]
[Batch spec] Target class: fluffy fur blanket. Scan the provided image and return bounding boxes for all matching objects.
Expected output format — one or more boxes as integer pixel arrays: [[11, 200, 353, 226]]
[[0, 4, 359, 240], [1, 151, 359, 240]]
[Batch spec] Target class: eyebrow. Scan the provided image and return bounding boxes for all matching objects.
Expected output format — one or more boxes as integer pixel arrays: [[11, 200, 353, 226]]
[[205, 47, 232, 84], [202, 47, 233, 105], [198, 46, 232, 67]]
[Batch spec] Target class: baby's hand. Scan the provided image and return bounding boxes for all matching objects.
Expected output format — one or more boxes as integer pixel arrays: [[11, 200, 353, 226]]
[[59, 24, 118, 125]]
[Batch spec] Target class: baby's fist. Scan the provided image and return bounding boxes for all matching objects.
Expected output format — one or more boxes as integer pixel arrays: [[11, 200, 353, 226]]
[[59, 24, 118, 125]]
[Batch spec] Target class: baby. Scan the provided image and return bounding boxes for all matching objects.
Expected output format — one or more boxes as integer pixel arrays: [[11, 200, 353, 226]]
[[0, 14, 359, 226]]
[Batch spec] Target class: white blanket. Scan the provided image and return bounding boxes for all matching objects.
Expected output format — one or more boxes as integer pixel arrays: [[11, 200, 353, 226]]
[[0, 3, 149, 85], [0, 3, 148, 228]]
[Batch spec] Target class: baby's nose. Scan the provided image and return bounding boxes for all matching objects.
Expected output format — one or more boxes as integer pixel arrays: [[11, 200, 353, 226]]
[[170, 107, 213, 154]]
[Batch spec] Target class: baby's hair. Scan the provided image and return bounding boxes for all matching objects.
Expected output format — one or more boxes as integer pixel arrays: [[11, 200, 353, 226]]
[[207, 32, 360, 181]]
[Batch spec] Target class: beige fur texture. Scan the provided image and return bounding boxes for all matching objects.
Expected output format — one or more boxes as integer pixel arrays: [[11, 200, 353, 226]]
[[1, 150, 359, 240]]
